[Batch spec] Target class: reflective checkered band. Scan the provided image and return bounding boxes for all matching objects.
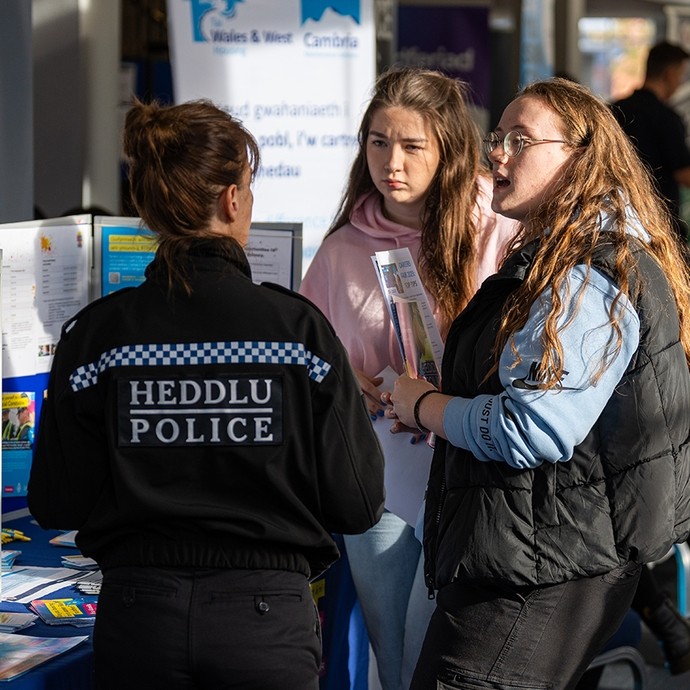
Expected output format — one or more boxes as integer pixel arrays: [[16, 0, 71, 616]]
[[69, 341, 332, 391]]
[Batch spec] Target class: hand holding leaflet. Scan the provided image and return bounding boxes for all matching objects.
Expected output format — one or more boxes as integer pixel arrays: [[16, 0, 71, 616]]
[[372, 248, 443, 446], [370, 248, 442, 518]]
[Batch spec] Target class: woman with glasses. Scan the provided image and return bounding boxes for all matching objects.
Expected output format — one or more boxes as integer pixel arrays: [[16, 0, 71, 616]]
[[385, 77, 690, 689], [299, 67, 518, 690]]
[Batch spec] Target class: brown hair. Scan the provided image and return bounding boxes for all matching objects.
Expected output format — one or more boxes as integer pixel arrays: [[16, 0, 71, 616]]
[[328, 67, 488, 336], [494, 78, 690, 385], [123, 98, 260, 291]]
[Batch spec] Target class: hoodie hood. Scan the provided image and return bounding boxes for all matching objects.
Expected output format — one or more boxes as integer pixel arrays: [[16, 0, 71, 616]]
[[349, 192, 422, 245]]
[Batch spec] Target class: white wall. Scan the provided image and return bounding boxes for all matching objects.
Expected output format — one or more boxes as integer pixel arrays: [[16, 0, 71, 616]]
[[33, 0, 121, 218], [32, 0, 82, 217]]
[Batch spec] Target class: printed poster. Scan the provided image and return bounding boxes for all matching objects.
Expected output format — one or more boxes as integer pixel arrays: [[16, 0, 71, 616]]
[[0, 215, 91, 499], [98, 223, 158, 297], [2, 391, 35, 497], [93, 218, 302, 295], [166, 0, 376, 273], [0, 217, 91, 379]]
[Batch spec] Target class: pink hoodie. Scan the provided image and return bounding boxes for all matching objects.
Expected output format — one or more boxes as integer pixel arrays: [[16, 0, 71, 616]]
[[300, 175, 520, 377]]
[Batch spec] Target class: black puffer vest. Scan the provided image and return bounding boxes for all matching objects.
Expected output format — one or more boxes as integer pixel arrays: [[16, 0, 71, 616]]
[[423, 239, 690, 590]]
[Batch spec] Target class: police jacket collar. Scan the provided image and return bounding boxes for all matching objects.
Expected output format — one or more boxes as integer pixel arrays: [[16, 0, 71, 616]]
[[146, 238, 252, 283]]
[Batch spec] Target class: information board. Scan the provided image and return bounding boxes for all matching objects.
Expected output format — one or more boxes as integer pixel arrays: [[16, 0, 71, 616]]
[[92, 217, 302, 296], [0, 215, 92, 500]]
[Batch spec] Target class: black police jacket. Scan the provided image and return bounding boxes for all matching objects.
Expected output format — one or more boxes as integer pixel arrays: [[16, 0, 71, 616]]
[[28, 240, 385, 579]]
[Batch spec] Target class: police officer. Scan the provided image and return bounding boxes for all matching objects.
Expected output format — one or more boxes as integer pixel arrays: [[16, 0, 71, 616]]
[[28, 98, 385, 690]]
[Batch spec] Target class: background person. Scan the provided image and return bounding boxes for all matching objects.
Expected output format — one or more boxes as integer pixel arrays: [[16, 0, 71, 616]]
[[15, 403, 34, 444], [28, 98, 385, 690], [387, 77, 690, 689], [576, 564, 690, 687], [611, 40, 690, 243], [2, 408, 16, 441], [612, 40, 690, 672], [632, 567, 690, 675], [300, 67, 519, 690]]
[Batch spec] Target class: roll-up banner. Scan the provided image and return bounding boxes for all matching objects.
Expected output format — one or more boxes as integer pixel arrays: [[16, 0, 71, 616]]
[[167, 1, 376, 273], [396, 4, 490, 132]]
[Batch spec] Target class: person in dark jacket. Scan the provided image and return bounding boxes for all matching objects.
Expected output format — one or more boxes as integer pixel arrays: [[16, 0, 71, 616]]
[[611, 41, 690, 243], [385, 77, 690, 689], [27, 98, 385, 690]]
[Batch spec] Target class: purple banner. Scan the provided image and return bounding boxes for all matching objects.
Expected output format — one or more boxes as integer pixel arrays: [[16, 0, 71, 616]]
[[397, 5, 490, 108]]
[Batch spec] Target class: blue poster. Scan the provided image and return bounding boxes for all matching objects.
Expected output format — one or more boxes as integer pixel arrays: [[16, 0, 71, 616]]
[[2, 376, 48, 504], [99, 225, 157, 296], [0, 216, 91, 508]]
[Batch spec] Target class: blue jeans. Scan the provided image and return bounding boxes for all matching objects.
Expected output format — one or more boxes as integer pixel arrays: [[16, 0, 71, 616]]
[[94, 566, 320, 689], [410, 561, 642, 690], [344, 511, 436, 690]]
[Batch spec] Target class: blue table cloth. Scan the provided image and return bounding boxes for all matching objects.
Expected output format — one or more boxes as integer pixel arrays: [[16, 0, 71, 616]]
[[1, 510, 94, 689]]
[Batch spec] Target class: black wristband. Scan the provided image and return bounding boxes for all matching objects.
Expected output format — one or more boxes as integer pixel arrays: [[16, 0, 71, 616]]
[[413, 389, 440, 434]]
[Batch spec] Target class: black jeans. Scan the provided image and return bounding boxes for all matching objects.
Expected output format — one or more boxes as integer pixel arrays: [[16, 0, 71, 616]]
[[93, 566, 321, 690], [410, 562, 641, 690]]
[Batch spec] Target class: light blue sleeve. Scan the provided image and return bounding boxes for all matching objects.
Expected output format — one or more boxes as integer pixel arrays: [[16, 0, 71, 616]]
[[443, 265, 640, 469]]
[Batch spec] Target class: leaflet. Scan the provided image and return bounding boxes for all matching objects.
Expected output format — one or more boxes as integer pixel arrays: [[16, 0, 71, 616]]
[[30, 597, 97, 627], [371, 248, 443, 385], [0, 632, 87, 681], [0, 611, 37, 633], [1, 567, 93, 603]]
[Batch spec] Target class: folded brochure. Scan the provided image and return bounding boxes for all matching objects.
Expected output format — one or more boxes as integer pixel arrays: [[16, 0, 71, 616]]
[[30, 597, 97, 627], [371, 247, 443, 385]]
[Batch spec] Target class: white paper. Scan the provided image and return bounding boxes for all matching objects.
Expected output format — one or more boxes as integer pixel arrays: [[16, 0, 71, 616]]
[[1, 567, 93, 603], [0, 218, 91, 378], [374, 366, 433, 527], [0, 611, 37, 632], [244, 228, 294, 288]]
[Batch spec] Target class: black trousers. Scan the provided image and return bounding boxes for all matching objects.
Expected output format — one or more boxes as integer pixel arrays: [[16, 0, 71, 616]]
[[410, 562, 642, 690], [93, 566, 321, 690]]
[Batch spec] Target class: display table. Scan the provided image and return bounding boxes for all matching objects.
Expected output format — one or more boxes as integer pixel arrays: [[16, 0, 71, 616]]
[[1, 510, 368, 690], [1, 509, 94, 689]]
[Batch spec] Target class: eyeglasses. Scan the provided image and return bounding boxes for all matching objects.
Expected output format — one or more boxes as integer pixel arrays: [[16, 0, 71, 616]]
[[483, 130, 570, 158]]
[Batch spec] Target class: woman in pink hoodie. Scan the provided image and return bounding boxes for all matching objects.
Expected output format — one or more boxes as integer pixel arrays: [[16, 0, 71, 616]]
[[300, 68, 518, 690]]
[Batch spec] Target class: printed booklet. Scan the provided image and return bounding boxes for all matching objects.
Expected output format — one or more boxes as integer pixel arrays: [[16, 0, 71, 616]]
[[0, 632, 88, 681], [29, 597, 97, 627]]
